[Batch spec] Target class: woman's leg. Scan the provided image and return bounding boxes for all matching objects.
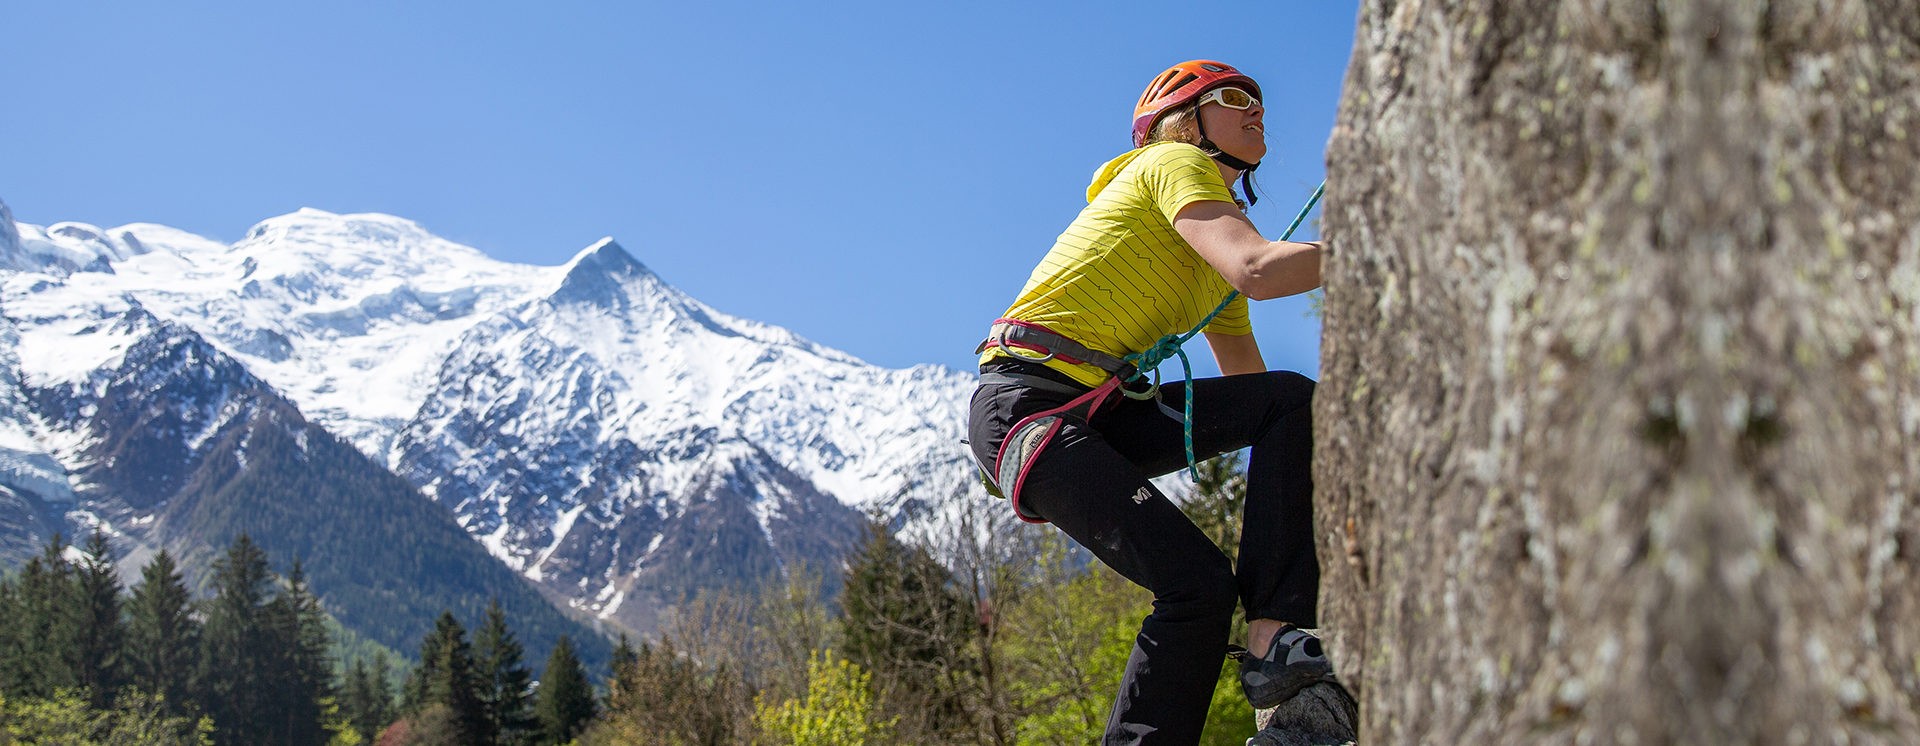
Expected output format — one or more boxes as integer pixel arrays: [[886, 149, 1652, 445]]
[[1098, 370, 1319, 627], [1018, 419, 1239, 746], [968, 368, 1319, 741]]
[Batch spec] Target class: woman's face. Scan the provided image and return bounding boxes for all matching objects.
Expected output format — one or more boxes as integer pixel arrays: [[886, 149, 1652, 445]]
[[1197, 88, 1267, 165]]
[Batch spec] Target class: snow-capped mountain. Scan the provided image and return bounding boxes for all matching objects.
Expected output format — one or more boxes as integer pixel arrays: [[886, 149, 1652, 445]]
[[0, 199, 976, 632]]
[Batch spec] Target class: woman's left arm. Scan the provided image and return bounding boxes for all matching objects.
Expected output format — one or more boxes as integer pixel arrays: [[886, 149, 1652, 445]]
[[1205, 331, 1267, 376]]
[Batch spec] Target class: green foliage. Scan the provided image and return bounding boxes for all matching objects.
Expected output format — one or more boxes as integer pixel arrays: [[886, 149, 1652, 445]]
[[341, 654, 396, 743], [403, 611, 486, 742], [837, 522, 975, 742], [474, 598, 537, 745], [199, 534, 339, 745], [1, 536, 79, 699], [200, 534, 277, 744], [170, 414, 610, 672], [126, 549, 201, 719], [753, 566, 837, 703], [271, 561, 338, 745], [0, 689, 212, 745], [381, 703, 470, 746], [998, 533, 1256, 744], [0, 532, 414, 746], [534, 636, 596, 745], [71, 530, 125, 709], [752, 650, 895, 746], [998, 542, 1150, 745]]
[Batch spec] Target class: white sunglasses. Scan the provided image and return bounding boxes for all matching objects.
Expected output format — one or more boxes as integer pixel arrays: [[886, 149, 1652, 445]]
[[1198, 86, 1261, 110]]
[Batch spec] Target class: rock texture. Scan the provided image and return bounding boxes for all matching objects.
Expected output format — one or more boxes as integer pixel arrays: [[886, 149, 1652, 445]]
[[1317, 1, 1919, 743], [1252, 682, 1359, 746]]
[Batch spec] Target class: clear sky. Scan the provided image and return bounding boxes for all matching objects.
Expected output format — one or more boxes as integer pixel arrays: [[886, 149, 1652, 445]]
[[2, 2, 1359, 379]]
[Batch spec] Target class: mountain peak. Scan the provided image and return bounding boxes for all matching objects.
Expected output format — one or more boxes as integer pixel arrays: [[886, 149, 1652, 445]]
[[0, 199, 23, 270], [241, 208, 436, 250], [563, 237, 645, 275], [549, 237, 660, 310]]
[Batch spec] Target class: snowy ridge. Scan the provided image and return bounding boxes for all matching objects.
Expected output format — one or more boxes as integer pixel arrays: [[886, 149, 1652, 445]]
[[0, 203, 978, 632], [0, 312, 73, 506]]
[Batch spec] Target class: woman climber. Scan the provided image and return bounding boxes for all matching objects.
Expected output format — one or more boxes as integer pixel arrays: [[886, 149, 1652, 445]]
[[968, 59, 1332, 744]]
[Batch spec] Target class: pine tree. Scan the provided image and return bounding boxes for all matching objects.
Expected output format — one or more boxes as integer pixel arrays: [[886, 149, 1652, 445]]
[[603, 633, 640, 714], [404, 610, 486, 742], [0, 576, 19, 696], [72, 529, 126, 708], [342, 655, 396, 742], [370, 650, 397, 727], [200, 534, 278, 745], [264, 560, 333, 745], [126, 549, 202, 718], [6, 535, 78, 698], [534, 635, 595, 745], [473, 598, 536, 745]]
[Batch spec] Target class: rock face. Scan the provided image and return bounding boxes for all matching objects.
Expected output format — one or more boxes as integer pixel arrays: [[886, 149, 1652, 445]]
[[1317, 2, 1919, 744]]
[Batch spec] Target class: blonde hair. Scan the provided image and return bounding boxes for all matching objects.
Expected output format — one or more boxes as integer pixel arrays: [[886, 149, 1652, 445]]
[[1145, 102, 1203, 146], [1143, 101, 1253, 209]]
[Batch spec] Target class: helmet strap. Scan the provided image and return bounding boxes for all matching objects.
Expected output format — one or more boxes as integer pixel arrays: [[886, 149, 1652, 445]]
[[1197, 121, 1260, 206]]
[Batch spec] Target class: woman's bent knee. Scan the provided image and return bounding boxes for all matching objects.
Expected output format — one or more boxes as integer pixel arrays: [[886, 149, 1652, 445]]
[[1159, 556, 1239, 622]]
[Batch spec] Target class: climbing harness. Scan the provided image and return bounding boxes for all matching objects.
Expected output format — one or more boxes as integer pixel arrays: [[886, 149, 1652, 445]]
[[976, 182, 1326, 511]]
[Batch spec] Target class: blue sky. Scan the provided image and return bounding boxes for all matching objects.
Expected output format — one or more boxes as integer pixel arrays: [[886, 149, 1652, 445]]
[[2, 2, 1359, 378]]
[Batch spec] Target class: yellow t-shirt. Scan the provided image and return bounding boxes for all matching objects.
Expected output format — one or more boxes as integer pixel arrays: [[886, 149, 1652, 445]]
[[982, 142, 1251, 387]]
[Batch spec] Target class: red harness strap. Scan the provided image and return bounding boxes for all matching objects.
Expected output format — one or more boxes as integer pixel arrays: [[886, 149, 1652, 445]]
[[989, 377, 1121, 523]]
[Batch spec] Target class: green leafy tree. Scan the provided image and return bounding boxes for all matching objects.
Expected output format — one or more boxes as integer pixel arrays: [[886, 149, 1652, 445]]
[[752, 650, 895, 746], [998, 534, 1255, 744], [0, 578, 17, 694], [533, 635, 595, 745], [71, 530, 126, 709], [126, 549, 202, 718], [473, 598, 535, 745], [753, 566, 836, 704], [0, 688, 212, 745], [999, 542, 1148, 745]]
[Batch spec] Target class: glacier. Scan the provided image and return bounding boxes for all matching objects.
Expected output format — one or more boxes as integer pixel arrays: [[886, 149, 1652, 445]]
[[0, 199, 981, 632]]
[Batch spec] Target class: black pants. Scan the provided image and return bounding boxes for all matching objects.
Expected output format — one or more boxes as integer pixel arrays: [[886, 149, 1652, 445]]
[[968, 360, 1318, 745]]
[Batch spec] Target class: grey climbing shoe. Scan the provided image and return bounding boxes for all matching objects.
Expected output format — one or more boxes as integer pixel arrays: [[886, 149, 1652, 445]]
[[1237, 626, 1335, 709]]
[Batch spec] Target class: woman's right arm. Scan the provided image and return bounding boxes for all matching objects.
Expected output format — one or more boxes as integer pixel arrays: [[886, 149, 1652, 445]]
[[1173, 199, 1323, 300]]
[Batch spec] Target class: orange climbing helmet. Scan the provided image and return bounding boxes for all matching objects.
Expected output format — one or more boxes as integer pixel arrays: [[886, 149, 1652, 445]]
[[1131, 60, 1263, 148]]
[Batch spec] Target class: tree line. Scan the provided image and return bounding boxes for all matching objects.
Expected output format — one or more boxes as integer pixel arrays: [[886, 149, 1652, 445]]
[[0, 530, 600, 745], [573, 453, 1260, 745], [0, 454, 1257, 744]]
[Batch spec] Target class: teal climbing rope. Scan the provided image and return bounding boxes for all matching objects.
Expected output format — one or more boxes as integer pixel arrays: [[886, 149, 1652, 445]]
[[1121, 181, 1326, 479]]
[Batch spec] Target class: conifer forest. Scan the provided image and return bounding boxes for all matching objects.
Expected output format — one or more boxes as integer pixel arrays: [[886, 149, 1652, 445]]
[[0, 457, 1268, 745]]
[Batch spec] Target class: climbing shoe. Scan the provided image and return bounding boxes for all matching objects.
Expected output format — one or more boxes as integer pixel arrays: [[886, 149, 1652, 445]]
[[1236, 626, 1335, 709]]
